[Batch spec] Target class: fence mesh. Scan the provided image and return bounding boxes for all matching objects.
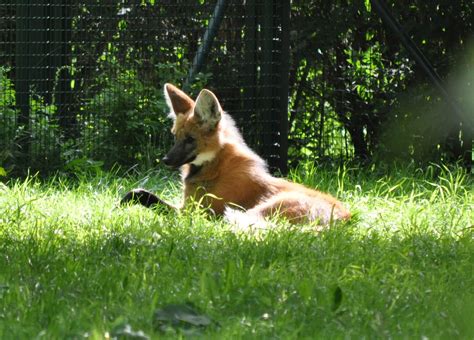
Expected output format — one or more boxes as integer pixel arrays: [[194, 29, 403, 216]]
[[0, 0, 289, 174], [0, 1, 472, 175]]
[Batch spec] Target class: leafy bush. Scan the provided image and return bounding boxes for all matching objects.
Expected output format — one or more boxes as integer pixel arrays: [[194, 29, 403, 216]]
[[75, 62, 210, 170], [0, 67, 63, 174], [1, 61, 210, 175], [79, 70, 169, 168], [0, 67, 17, 168]]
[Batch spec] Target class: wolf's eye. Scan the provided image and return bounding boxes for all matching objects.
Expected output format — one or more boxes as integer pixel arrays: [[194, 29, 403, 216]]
[[184, 135, 195, 144]]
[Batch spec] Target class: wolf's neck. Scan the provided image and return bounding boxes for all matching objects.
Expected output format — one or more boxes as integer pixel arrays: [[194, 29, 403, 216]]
[[185, 164, 203, 180]]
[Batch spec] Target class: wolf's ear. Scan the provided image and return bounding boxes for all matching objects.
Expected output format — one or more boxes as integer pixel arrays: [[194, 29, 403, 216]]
[[194, 89, 222, 131], [164, 83, 194, 118]]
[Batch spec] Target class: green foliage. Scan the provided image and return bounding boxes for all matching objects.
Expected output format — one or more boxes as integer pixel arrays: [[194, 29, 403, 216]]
[[289, 0, 472, 164], [0, 67, 62, 173], [28, 93, 62, 170], [0, 67, 17, 166], [2, 2, 217, 175], [1, 57, 210, 175], [79, 68, 170, 168], [75, 61, 209, 169], [1, 1, 473, 174]]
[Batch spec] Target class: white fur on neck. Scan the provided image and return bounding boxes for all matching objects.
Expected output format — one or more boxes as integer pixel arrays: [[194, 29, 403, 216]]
[[191, 151, 216, 166]]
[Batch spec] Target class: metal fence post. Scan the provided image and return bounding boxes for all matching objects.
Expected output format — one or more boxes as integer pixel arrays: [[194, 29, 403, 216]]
[[185, 0, 228, 90], [261, 0, 275, 168], [243, 0, 257, 142], [53, 2, 75, 138], [462, 125, 473, 172], [261, 0, 290, 174], [15, 0, 31, 166], [278, 0, 290, 174]]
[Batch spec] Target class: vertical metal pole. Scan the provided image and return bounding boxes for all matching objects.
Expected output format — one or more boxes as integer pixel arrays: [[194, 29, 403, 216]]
[[261, 0, 274, 167], [278, 0, 290, 174], [462, 124, 473, 172], [243, 0, 257, 143], [319, 63, 326, 159], [29, 0, 47, 97], [55, 2, 75, 138], [15, 0, 30, 165], [185, 0, 228, 90]]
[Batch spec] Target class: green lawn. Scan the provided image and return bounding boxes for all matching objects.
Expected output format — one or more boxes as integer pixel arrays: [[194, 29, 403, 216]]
[[0, 164, 473, 339]]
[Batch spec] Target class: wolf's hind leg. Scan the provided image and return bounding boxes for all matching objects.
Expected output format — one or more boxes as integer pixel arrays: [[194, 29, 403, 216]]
[[248, 194, 311, 224], [250, 192, 348, 225]]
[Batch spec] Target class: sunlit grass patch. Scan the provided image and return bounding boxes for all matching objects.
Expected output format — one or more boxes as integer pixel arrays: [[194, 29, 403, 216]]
[[0, 165, 473, 338]]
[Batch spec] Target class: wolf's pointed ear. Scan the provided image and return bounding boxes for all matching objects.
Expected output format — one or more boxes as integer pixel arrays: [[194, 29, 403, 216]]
[[164, 83, 194, 118], [194, 89, 222, 131]]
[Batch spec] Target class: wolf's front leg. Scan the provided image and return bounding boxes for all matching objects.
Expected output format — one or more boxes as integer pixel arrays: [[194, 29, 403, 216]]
[[120, 188, 178, 211]]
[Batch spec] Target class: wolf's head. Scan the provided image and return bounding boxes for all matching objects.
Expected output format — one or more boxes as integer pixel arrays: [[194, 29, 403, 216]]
[[162, 84, 223, 168]]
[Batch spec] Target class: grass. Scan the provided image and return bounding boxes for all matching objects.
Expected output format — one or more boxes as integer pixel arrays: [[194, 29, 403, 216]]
[[0, 164, 473, 339]]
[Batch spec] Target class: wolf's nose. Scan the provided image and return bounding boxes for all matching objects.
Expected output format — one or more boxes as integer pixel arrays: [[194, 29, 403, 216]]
[[161, 155, 171, 166]]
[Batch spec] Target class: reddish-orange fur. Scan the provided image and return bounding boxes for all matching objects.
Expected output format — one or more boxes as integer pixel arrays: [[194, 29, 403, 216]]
[[165, 84, 350, 225]]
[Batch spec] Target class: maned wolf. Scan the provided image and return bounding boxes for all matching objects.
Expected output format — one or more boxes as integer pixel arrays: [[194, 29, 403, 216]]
[[121, 84, 350, 226]]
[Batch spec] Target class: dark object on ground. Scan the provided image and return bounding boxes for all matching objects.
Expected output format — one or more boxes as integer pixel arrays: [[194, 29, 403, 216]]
[[120, 188, 176, 210]]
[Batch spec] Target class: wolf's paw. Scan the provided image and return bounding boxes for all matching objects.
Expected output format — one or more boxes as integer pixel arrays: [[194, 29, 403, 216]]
[[120, 188, 161, 208]]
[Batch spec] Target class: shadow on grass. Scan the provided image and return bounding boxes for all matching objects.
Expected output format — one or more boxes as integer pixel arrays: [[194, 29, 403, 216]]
[[1, 217, 473, 338]]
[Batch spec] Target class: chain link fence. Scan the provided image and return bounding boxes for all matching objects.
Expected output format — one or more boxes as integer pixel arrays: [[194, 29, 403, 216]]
[[1, 1, 472, 175], [1, 0, 289, 174]]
